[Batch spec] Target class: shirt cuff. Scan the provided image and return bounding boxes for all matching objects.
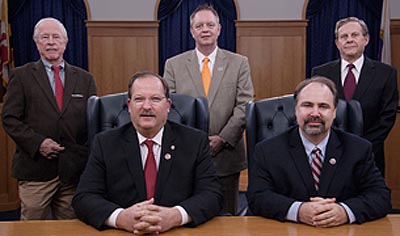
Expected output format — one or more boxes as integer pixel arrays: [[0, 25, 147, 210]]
[[105, 208, 124, 228], [339, 202, 356, 223], [174, 205, 191, 225], [286, 201, 302, 222]]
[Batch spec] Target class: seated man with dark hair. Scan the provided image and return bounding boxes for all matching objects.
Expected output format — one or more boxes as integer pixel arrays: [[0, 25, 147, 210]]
[[247, 76, 390, 227], [73, 71, 222, 234]]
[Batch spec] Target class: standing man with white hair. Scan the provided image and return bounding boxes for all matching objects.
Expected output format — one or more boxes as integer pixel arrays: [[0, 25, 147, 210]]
[[2, 17, 97, 220]]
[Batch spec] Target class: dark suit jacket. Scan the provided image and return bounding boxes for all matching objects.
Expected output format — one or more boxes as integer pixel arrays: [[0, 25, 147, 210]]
[[72, 121, 222, 230], [2, 60, 97, 184], [163, 48, 254, 176], [247, 127, 391, 224], [311, 57, 398, 173]]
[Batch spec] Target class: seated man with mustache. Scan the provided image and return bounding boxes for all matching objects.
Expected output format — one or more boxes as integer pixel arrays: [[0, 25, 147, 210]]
[[73, 71, 222, 234], [247, 76, 390, 227]]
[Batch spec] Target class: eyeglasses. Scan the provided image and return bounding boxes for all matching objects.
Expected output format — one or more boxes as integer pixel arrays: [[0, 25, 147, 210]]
[[131, 96, 166, 105]]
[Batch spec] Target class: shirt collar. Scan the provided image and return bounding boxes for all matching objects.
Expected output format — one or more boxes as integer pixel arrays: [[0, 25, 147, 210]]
[[195, 46, 218, 64], [42, 59, 65, 71], [299, 129, 330, 157], [341, 54, 364, 73], [137, 127, 164, 146]]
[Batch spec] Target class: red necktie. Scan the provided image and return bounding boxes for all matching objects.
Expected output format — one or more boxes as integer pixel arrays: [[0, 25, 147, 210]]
[[144, 140, 157, 199], [311, 148, 323, 191], [343, 64, 356, 101], [52, 65, 64, 110]]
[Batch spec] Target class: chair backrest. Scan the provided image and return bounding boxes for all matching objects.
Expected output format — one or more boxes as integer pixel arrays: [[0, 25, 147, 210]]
[[245, 94, 363, 168], [87, 92, 209, 147]]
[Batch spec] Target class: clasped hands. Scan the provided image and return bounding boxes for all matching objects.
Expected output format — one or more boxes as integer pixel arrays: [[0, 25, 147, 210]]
[[298, 197, 348, 228], [39, 138, 65, 159], [116, 198, 182, 235]]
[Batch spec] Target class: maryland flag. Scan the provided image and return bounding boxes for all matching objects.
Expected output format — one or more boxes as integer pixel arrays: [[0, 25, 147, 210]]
[[1, 0, 12, 93]]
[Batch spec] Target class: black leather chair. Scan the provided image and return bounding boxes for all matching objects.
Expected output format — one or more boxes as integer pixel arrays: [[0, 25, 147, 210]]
[[245, 94, 363, 168], [87, 92, 209, 147]]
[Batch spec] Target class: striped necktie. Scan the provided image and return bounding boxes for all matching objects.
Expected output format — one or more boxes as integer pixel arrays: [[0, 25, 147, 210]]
[[311, 147, 323, 191]]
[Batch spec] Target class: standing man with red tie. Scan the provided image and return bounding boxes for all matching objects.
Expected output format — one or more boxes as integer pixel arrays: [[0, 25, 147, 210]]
[[311, 17, 398, 176], [73, 71, 222, 234], [2, 17, 96, 220], [163, 4, 254, 215]]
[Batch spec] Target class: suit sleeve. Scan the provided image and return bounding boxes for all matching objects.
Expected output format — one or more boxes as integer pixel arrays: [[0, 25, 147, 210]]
[[246, 144, 296, 221], [178, 133, 223, 226], [219, 57, 254, 145], [72, 135, 121, 230], [163, 59, 177, 93], [363, 67, 398, 143], [342, 144, 391, 223], [2, 70, 46, 157]]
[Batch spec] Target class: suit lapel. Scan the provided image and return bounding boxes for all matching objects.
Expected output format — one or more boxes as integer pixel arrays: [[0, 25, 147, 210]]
[[288, 128, 317, 196], [31, 61, 60, 112], [329, 61, 345, 99], [185, 50, 205, 97], [207, 49, 226, 105], [122, 125, 147, 200], [318, 130, 342, 195], [155, 122, 176, 200], [353, 57, 375, 100], [61, 62, 78, 114]]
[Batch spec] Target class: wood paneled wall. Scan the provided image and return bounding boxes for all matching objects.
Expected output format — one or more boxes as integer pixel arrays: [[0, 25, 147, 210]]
[[385, 19, 400, 209], [86, 21, 159, 96], [236, 20, 307, 101], [0, 104, 19, 211]]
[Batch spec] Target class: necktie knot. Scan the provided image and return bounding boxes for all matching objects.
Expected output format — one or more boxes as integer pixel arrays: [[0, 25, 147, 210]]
[[347, 64, 355, 70], [144, 139, 154, 150], [52, 65, 61, 73], [312, 147, 321, 155], [203, 57, 209, 63]]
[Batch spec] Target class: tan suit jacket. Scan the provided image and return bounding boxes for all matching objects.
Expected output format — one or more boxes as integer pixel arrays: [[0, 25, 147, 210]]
[[164, 48, 254, 176]]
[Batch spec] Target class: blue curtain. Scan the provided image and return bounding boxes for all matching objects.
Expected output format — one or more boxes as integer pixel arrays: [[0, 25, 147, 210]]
[[306, 0, 383, 77], [8, 0, 88, 69], [158, 0, 237, 75]]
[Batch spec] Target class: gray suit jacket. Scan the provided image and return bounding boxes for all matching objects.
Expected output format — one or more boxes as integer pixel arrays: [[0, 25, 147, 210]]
[[2, 60, 97, 184], [163, 48, 254, 176]]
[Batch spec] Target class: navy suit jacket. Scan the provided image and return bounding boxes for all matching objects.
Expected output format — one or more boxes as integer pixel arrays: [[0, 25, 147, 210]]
[[247, 127, 391, 224], [72, 121, 222, 230], [311, 57, 398, 173]]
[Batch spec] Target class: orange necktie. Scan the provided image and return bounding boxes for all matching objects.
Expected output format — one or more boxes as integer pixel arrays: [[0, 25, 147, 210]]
[[201, 57, 211, 97]]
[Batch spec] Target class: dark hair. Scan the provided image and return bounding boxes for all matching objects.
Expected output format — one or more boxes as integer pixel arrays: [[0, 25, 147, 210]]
[[294, 76, 338, 107], [335, 17, 369, 39], [190, 4, 220, 27], [128, 71, 169, 99]]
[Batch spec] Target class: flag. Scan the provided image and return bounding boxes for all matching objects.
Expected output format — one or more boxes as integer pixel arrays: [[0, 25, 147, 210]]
[[379, 0, 391, 65], [0, 0, 12, 88]]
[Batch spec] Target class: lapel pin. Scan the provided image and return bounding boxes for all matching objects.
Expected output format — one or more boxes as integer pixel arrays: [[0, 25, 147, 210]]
[[164, 153, 172, 160], [170, 145, 175, 150], [329, 158, 336, 165]]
